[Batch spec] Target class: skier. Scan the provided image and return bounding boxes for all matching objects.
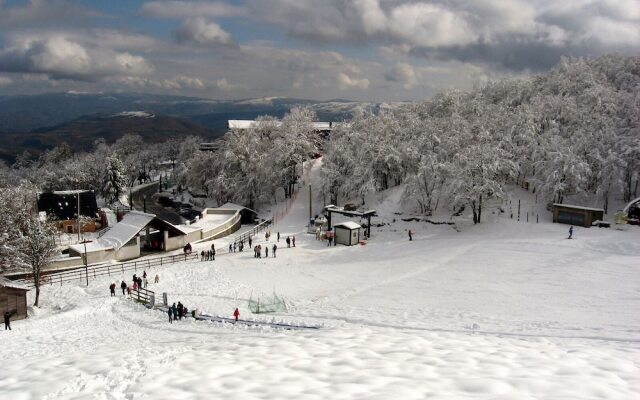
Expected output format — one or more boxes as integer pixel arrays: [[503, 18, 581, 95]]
[[109, 282, 116, 296], [154, 274, 159, 284], [408, 229, 413, 241], [168, 307, 173, 324], [292, 236, 296, 247], [286, 236, 291, 248], [568, 225, 573, 239], [120, 280, 127, 295], [4, 310, 12, 330], [272, 244, 277, 258], [277, 232, 280, 242], [233, 307, 240, 322]]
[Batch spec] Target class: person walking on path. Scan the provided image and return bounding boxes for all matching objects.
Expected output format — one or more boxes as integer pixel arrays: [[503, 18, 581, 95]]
[[272, 244, 277, 258], [286, 236, 291, 248], [121, 280, 127, 295], [568, 226, 573, 239], [168, 307, 173, 324], [4, 310, 12, 330], [408, 229, 413, 241], [233, 307, 240, 322], [154, 274, 159, 284], [292, 236, 296, 247], [109, 283, 116, 296], [277, 232, 280, 242]]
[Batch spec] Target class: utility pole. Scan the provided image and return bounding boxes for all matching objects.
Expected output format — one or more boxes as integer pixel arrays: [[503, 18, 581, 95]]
[[309, 184, 312, 221], [77, 192, 81, 242], [83, 240, 89, 286]]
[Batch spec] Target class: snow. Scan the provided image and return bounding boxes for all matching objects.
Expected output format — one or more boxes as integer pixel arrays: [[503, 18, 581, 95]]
[[0, 276, 30, 291], [98, 210, 155, 250], [334, 221, 361, 230], [2, 162, 639, 399], [115, 111, 154, 118], [189, 213, 234, 231], [553, 203, 605, 212]]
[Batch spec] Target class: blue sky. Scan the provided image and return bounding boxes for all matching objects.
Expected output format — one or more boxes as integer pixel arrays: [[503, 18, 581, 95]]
[[0, 0, 639, 101]]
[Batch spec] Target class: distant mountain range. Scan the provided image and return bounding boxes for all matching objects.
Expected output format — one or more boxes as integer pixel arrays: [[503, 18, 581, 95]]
[[0, 92, 372, 162]]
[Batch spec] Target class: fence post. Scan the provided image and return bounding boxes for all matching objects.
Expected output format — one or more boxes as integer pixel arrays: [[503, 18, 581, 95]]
[[108, 265, 110, 276]]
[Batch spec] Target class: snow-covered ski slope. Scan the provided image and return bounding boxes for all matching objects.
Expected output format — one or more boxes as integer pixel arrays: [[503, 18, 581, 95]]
[[2, 160, 639, 399]]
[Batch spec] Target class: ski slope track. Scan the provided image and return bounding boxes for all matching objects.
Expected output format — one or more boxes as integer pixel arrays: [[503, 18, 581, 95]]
[[1, 160, 639, 399]]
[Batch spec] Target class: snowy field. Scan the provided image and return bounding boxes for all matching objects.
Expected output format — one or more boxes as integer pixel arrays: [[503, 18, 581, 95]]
[[2, 163, 639, 399]]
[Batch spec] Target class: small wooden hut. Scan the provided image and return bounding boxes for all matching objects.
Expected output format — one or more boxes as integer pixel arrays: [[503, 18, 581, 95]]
[[334, 221, 362, 246], [0, 277, 30, 321], [552, 204, 604, 228]]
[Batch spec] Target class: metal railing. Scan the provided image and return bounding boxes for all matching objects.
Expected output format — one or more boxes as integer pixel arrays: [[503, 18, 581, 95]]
[[13, 253, 198, 288], [233, 218, 273, 246]]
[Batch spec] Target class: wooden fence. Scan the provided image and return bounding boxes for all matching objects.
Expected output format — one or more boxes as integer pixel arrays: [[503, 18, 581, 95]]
[[13, 253, 198, 288], [233, 218, 273, 246]]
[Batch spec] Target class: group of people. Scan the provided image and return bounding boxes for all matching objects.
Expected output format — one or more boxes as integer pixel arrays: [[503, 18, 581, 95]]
[[229, 241, 245, 253], [168, 301, 194, 323], [111, 270, 159, 296], [285, 235, 295, 248], [252, 243, 279, 258], [200, 244, 216, 261]]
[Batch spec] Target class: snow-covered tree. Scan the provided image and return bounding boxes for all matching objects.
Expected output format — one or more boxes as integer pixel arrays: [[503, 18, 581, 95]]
[[103, 156, 128, 204]]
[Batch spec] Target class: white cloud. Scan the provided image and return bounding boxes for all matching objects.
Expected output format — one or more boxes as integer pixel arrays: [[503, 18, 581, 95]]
[[0, 36, 153, 81], [175, 17, 232, 45], [140, 0, 244, 19], [337, 73, 369, 90], [0, 76, 13, 86]]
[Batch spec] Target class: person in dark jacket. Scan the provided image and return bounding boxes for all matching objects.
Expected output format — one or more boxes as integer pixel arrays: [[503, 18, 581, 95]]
[[120, 280, 127, 295], [4, 310, 13, 330], [265, 246, 269, 258], [277, 232, 280, 242], [177, 302, 184, 320], [292, 236, 296, 247], [272, 244, 277, 258], [201, 250, 205, 261], [286, 236, 291, 248], [168, 307, 173, 323], [172, 303, 178, 320], [211, 244, 216, 260], [138, 277, 143, 289], [248, 237, 252, 248], [109, 283, 116, 296], [568, 225, 574, 239]]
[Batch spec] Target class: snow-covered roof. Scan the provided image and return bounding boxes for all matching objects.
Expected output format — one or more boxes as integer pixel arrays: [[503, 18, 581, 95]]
[[68, 241, 113, 254], [218, 202, 257, 214], [98, 211, 155, 250], [0, 276, 30, 291], [623, 197, 640, 213], [552, 203, 604, 212], [228, 120, 335, 130], [334, 221, 362, 230]]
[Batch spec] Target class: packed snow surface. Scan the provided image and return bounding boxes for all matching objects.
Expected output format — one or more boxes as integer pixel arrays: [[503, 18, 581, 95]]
[[2, 162, 639, 399]]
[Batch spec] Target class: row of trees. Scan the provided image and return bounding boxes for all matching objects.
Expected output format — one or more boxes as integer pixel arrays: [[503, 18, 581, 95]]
[[184, 107, 318, 209], [321, 55, 640, 221]]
